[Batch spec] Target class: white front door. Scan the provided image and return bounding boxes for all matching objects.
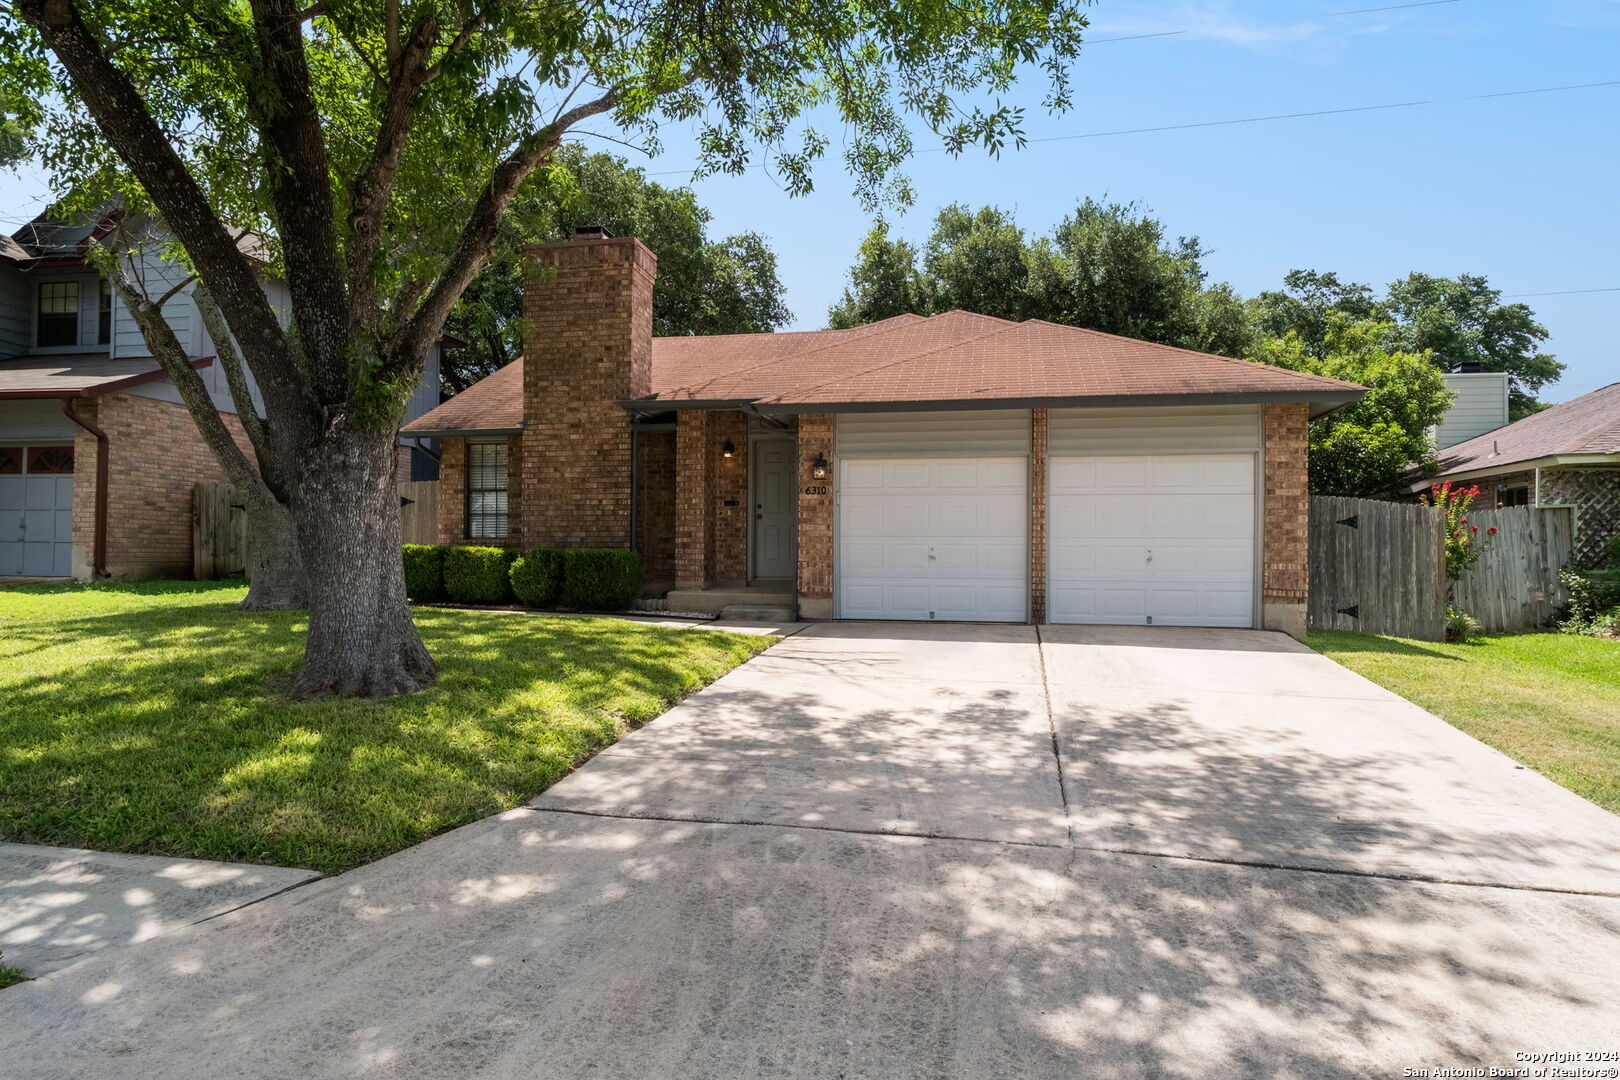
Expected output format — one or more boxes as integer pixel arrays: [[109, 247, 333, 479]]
[[751, 439, 794, 580], [0, 444, 75, 577], [838, 457, 1028, 621], [1048, 453, 1255, 627]]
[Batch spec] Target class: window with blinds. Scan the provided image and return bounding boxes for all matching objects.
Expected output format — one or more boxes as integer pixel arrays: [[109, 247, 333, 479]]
[[465, 441, 509, 539]]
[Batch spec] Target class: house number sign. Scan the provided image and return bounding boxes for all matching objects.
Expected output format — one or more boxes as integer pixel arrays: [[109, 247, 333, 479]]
[[802, 484, 829, 496]]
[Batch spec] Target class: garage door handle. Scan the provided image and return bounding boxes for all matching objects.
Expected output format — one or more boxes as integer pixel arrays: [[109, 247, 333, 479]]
[[1146, 549, 1153, 563]]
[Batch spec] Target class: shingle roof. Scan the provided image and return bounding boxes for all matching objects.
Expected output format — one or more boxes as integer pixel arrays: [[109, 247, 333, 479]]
[[0, 354, 211, 397], [401, 359, 524, 433], [1423, 381, 1620, 481], [403, 311, 1362, 434]]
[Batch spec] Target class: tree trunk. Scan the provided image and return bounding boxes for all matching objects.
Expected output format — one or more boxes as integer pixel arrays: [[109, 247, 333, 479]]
[[240, 497, 309, 611], [288, 425, 435, 698]]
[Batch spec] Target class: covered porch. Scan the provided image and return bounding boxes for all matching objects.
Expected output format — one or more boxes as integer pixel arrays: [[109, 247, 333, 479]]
[[635, 407, 811, 619]]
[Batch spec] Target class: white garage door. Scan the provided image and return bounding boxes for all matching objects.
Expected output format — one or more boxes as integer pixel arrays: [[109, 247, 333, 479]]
[[839, 457, 1028, 621], [1049, 453, 1255, 627], [0, 444, 75, 577]]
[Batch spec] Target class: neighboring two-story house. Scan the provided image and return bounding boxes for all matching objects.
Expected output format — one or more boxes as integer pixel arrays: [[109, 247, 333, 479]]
[[0, 206, 442, 579]]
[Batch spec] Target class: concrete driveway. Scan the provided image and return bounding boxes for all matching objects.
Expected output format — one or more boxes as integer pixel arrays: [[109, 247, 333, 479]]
[[5, 623, 1620, 1078]]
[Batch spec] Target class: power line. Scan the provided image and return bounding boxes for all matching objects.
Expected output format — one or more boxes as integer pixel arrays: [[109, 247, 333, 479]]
[[645, 78, 1620, 176], [1504, 287, 1620, 298], [1083, 0, 1459, 45]]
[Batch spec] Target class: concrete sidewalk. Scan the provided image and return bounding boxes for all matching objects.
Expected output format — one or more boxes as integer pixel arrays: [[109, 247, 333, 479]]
[[4, 622, 1619, 1078], [0, 844, 319, 977]]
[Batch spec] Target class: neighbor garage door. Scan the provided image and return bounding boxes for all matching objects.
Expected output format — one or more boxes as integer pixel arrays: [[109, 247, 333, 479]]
[[0, 444, 75, 577], [837, 411, 1029, 622], [1047, 407, 1258, 628]]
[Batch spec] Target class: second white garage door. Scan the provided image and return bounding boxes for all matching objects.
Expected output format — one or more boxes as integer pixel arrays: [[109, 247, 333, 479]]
[[838, 457, 1028, 621], [1048, 453, 1256, 627]]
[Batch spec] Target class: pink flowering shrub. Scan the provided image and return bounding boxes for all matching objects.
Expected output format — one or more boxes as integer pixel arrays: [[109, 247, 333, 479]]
[[1419, 481, 1498, 583]]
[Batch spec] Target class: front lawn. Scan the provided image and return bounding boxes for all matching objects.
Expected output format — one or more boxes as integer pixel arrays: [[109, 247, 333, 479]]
[[1309, 630, 1620, 814], [0, 581, 771, 873]]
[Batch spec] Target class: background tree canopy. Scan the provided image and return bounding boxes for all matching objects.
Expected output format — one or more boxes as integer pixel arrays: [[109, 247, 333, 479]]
[[442, 146, 792, 393], [1253, 318, 1454, 497], [829, 198, 1251, 357]]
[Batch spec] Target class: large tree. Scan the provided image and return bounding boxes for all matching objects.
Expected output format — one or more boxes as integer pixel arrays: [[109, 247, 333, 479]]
[[2, 0, 1085, 698], [1252, 318, 1453, 497], [1383, 271, 1562, 419], [443, 145, 790, 394], [828, 198, 1253, 355], [1250, 269, 1562, 419]]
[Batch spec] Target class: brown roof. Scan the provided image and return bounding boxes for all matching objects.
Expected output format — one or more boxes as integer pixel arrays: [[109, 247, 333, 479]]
[[0, 354, 211, 398], [403, 311, 1362, 434], [1419, 380, 1620, 484]]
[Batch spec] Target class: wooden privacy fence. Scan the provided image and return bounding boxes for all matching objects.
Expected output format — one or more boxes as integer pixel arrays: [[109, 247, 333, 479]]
[[1310, 496, 1447, 640], [194, 479, 442, 579], [193, 481, 248, 580], [398, 481, 440, 545], [1309, 496, 1574, 640], [1451, 505, 1573, 632]]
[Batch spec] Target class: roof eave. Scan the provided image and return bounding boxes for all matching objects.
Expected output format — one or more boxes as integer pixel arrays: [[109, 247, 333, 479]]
[[1406, 451, 1620, 492], [399, 425, 523, 438], [0, 356, 213, 399], [623, 389, 1363, 417]]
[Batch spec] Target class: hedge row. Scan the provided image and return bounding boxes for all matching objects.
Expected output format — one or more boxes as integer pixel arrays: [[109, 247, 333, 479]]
[[401, 544, 640, 610]]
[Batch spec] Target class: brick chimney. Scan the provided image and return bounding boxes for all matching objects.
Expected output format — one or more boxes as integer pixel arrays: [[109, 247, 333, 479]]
[[520, 231, 657, 548]]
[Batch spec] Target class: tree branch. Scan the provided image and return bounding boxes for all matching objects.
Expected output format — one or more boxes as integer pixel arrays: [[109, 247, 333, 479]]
[[194, 280, 283, 495], [392, 90, 623, 372], [105, 261, 276, 511], [15, 0, 306, 430], [247, 0, 349, 400]]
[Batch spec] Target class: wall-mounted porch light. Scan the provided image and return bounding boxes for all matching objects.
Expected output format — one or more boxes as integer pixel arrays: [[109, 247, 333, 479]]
[[810, 451, 829, 480], [721, 439, 736, 459]]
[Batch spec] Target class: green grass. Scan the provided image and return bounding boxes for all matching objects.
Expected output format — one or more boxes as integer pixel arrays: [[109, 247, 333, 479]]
[[1309, 629, 1620, 814], [0, 580, 772, 874], [0, 951, 24, 990]]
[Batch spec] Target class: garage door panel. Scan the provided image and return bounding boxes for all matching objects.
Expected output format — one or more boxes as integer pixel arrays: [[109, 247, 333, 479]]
[[838, 455, 1027, 622], [841, 459, 888, 491], [1049, 452, 1254, 628]]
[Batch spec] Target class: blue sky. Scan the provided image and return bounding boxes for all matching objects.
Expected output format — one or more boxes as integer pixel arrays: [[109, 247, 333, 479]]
[[3, 0, 1615, 399], [643, 0, 1620, 401]]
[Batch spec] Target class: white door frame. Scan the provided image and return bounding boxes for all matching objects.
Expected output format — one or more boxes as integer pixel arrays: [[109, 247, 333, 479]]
[[748, 432, 796, 582]]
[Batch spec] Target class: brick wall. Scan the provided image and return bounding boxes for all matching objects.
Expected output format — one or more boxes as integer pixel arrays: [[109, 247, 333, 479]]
[[636, 430, 676, 585], [1030, 408, 1048, 624], [71, 392, 253, 579], [437, 437, 465, 544], [1262, 402, 1310, 636], [674, 410, 711, 588], [712, 411, 749, 582], [796, 414, 834, 618], [519, 236, 655, 549], [433, 435, 522, 547]]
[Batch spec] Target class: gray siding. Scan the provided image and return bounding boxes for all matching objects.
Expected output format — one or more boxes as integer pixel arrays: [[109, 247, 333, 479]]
[[0, 266, 30, 359], [0, 399, 77, 442], [837, 409, 1031, 458], [1049, 405, 1261, 456], [1434, 372, 1509, 449]]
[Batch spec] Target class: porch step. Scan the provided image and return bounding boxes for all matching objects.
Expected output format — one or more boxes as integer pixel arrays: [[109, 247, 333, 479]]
[[664, 584, 793, 616], [718, 603, 797, 622]]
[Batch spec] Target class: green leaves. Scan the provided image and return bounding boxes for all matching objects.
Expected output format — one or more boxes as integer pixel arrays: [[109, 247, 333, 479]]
[[1253, 318, 1453, 497]]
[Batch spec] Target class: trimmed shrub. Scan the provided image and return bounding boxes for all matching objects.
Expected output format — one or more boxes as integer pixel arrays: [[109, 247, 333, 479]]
[[443, 546, 517, 605], [509, 547, 564, 608], [560, 548, 641, 610], [401, 544, 447, 602]]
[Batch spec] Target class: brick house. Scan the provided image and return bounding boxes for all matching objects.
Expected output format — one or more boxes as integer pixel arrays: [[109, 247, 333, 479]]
[[1407, 380, 1620, 566], [0, 207, 443, 580], [404, 230, 1365, 637]]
